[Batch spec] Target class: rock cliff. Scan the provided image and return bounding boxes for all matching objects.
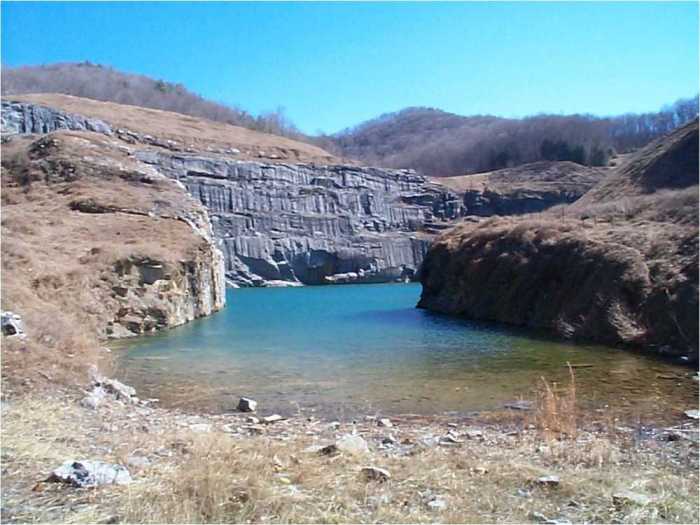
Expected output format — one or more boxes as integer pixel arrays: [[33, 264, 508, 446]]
[[2, 98, 464, 286], [1, 130, 226, 342], [133, 150, 463, 285], [419, 120, 699, 359]]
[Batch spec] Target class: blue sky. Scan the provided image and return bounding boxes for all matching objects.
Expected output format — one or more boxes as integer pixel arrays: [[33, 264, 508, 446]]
[[2, 2, 698, 134]]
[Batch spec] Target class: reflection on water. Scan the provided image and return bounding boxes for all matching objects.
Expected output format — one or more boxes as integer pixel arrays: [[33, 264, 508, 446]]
[[112, 284, 697, 420]]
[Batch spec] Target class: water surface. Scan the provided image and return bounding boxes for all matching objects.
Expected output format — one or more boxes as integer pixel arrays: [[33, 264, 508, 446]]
[[113, 284, 697, 420]]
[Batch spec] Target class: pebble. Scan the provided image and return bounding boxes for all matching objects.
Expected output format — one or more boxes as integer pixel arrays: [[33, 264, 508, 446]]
[[613, 490, 651, 507], [684, 409, 699, 420], [377, 418, 393, 428], [359, 466, 391, 482], [426, 497, 447, 511], [536, 475, 561, 487]]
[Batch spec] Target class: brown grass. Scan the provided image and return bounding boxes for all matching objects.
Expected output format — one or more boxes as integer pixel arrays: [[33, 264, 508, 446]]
[[4, 93, 338, 164], [1, 394, 698, 524], [534, 364, 578, 441]]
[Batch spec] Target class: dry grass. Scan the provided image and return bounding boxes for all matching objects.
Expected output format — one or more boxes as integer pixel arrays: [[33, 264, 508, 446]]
[[4, 93, 338, 164], [534, 364, 578, 441], [2, 394, 698, 524]]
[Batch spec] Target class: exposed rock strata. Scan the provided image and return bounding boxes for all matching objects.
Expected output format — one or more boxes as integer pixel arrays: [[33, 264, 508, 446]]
[[1, 100, 112, 136], [134, 150, 464, 285], [438, 161, 607, 216], [3, 99, 464, 287], [419, 121, 699, 358]]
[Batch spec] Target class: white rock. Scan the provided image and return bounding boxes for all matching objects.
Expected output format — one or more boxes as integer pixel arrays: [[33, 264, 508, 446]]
[[189, 423, 212, 433], [613, 490, 651, 506], [47, 460, 131, 487], [426, 497, 447, 511], [377, 418, 393, 428], [238, 397, 257, 412], [684, 409, 699, 420], [536, 475, 560, 486], [126, 455, 151, 469], [262, 414, 284, 424], [336, 434, 369, 456]]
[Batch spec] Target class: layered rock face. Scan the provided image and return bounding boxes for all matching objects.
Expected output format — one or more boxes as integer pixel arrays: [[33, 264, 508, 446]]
[[135, 150, 464, 285], [438, 161, 607, 216], [419, 120, 699, 359], [1, 100, 112, 136], [2, 99, 464, 287]]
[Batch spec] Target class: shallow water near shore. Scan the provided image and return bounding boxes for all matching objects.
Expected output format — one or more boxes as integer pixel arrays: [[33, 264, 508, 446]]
[[112, 283, 697, 421]]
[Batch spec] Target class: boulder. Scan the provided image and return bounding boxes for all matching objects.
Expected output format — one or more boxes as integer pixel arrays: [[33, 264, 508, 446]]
[[1, 311, 25, 338], [237, 397, 257, 412], [47, 460, 131, 487], [613, 490, 651, 507]]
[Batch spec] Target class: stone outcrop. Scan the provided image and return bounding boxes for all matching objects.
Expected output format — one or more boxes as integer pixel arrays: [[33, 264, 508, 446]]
[[132, 151, 463, 286], [438, 161, 607, 216], [3, 99, 464, 287], [1, 100, 112, 136], [419, 121, 699, 359]]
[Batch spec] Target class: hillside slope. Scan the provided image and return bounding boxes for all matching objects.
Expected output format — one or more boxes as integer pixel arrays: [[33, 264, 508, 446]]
[[418, 120, 699, 359], [2, 62, 303, 139], [331, 101, 698, 176], [3, 94, 338, 164]]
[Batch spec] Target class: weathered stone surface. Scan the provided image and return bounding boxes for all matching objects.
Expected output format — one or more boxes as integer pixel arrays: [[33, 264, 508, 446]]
[[237, 397, 257, 412], [2, 100, 112, 136], [336, 434, 370, 455], [134, 151, 463, 286], [4, 100, 467, 287], [1, 311, 25, 338], [47, 460, 131, 487]]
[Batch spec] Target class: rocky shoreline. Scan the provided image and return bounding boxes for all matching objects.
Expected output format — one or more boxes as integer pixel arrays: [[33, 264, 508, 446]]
[[2, 370, 698, 524]]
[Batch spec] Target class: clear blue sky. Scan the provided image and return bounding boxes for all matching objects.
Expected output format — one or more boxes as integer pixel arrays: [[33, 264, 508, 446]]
[[2, 2, 698, 134]]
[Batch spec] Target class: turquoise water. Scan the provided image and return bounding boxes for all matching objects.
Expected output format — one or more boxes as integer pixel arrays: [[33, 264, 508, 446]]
[[113, 283, 697, 419]]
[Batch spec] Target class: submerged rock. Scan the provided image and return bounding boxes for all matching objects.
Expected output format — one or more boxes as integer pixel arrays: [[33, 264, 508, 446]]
[[47, 460, 131, 487]]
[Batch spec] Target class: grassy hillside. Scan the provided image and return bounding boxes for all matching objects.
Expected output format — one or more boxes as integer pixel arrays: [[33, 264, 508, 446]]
[[2, 62, 305, 140]]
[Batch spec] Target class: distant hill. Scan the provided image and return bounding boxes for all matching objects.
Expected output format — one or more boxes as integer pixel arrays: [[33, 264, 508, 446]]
[[329, 100, 699, 176], [4, 62, 697, 177], [1, 62, 305, 140]]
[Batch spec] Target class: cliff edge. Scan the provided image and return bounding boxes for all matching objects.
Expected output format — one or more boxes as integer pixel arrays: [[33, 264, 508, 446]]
[[1, 130, 226, 391]]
